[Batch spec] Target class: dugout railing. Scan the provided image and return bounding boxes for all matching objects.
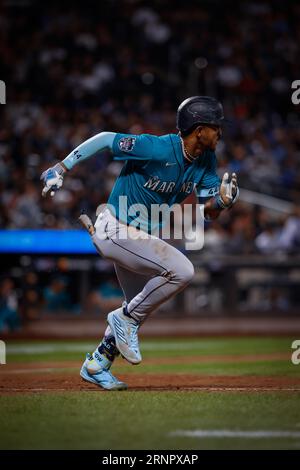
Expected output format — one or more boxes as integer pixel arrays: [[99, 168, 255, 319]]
[[1, 252, 300, 318]]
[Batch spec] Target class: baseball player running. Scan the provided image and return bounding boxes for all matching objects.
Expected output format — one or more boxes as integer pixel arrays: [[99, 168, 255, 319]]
[[41, 96, 239, 390]]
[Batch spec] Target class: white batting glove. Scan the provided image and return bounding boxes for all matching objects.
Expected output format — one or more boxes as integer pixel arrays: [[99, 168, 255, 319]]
[[218, 172, 239, 208], [40, 163, 65, 197]]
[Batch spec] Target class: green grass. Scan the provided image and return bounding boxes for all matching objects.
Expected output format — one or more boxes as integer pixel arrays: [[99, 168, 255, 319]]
[[1, 392, 300, 450], [113, 359, 300, 377], [1, 336, 300, 449], [5, 336, 296, 362], [26, 360, 298, 377]]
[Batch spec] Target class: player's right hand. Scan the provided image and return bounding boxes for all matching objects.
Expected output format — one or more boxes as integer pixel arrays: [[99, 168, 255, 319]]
[[40, 163, 65, 197]]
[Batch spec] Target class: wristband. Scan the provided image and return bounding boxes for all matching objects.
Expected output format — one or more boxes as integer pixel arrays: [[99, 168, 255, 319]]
[[208, 195, 226, 211], [53, 162, 66, 175], [216, 187, 240, 209]]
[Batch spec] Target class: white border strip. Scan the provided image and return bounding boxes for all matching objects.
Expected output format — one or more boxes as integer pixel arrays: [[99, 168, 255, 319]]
[[170, 429, 300, 438]]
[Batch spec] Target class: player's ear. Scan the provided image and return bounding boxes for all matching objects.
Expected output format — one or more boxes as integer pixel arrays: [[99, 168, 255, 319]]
[[195, 125, 203, 138]]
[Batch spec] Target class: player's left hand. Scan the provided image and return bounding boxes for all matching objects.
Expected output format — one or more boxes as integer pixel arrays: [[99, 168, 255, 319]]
[[219, 172, 239, 208]]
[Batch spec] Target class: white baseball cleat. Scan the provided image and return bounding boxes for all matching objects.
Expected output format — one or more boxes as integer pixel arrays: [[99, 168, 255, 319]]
[[107, 307, 142, 365], [80, 353, 127, 391]]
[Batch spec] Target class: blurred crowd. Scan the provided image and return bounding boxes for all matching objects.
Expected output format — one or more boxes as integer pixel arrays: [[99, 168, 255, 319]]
[[203, 203, 300, 255], [0, 269, 124, 332], [0, 0, 300, 258]]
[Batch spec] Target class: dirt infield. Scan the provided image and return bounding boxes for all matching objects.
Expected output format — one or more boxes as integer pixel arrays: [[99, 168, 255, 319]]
[[1, 357, 300, 393]]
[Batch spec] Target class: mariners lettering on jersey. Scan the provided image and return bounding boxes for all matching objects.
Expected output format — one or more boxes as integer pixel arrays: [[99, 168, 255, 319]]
[[144, 176, 197, 194]]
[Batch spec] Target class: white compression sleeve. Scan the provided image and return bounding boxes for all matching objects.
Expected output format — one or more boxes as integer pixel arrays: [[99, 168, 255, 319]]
[[62, 132, 116, 170]]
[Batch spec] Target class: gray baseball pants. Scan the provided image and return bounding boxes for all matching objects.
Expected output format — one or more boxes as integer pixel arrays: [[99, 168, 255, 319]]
[[93, 208, 194, 328]]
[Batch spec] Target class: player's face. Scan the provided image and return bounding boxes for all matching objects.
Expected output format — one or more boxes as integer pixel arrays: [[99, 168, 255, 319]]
[[199, 125, 222, 150]]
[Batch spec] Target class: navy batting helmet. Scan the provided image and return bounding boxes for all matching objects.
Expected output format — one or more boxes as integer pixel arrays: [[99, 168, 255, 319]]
[[176, 96, 224, 134]]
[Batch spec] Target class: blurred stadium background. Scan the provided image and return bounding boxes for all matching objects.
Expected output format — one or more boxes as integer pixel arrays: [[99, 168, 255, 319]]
[[1, 0, 300, 337]]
